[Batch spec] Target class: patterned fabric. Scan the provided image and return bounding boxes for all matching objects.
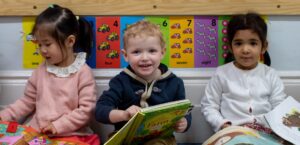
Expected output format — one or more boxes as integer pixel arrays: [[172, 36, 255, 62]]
[[243, 123, 272, 134], [51, 134, 100, 145]]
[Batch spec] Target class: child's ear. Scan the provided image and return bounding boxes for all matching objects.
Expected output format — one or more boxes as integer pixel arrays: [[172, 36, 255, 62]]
[[160, 47, 166, 60], [161, 47, 166, 56], [262, 41, 268, 54], [121, 49, 129, 62], [65, 35, 76, 48], [229, 45, 232, 52]]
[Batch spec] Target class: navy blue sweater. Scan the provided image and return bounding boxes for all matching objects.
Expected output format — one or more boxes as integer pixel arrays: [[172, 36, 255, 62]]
[[95, 64, 192, 132]]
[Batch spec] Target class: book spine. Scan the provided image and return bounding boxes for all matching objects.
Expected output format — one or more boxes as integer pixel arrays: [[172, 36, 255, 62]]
[[124, 112, 145, 144]]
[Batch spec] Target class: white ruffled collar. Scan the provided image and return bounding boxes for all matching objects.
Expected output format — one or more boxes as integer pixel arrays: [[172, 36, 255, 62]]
[[46, 52, 86, 77]]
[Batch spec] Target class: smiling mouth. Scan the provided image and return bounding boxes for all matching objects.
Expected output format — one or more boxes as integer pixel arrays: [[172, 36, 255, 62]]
[[139, 64, 151, 67]]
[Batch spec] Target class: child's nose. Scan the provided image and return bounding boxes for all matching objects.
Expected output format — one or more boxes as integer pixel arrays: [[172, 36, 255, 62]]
[[141, 53, 149, 60], [242, 45, 251, 53], [39, 47, 47, 54]]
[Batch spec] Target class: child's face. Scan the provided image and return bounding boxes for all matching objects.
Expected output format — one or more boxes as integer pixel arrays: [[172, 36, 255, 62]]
[[35, 32, 72, 67], [123, 35, 165, 81], [231, 29, 266, 70]]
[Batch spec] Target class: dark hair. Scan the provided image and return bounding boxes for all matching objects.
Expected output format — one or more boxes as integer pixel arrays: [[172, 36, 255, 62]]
[[32, 4, 93, 58], [225, 12, 270, 66], [227, 12, 267, 48]]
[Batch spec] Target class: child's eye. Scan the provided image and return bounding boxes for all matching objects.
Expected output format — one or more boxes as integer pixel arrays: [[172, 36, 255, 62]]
[[45, 43, 51, 47], [132, 50, 140, 55], [250, 42, 258, 46], [233, 42, 242, 46], [149, 49, 158, 53]]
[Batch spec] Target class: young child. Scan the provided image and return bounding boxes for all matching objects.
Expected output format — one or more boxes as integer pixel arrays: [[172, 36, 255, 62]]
[[95, 20, 191, 144], [0, 4, 99, 144], [201, 13, 287, 133]]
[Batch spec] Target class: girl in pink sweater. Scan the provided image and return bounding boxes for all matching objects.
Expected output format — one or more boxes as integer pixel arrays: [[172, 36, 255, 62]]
[[0, 4, 99, 144]]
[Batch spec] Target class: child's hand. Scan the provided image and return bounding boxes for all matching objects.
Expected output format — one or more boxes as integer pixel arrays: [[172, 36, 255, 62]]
[[41, 122, 57, 135], [174, 117, 187, 133], [109, 106, 141, 123], [221, 122, 231, 129], [125, 105, 141, 119]]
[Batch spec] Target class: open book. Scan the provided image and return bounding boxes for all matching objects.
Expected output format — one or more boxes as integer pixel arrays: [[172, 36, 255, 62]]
[[104, 99, 192, 145], [264, 96, 300, 145], [203, 126, 282, 145]]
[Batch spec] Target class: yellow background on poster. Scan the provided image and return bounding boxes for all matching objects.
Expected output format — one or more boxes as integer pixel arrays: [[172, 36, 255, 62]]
[[169, 16, 194, 68], [23, 17, 43, 69]]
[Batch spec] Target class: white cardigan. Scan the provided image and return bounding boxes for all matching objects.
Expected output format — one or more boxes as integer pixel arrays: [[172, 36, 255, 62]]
[[201, 62, 287, 132]]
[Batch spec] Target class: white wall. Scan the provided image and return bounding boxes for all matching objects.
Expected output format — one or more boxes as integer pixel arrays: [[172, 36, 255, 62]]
[[1, 70, 300, 143]]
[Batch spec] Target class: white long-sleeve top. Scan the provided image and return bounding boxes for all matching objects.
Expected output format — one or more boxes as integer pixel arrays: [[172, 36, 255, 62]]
[[201, 62, 287, 132]]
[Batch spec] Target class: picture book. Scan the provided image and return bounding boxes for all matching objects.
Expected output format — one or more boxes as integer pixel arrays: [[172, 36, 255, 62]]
[[104, 99, 192, 145], [264, 96, 300, 145], [0, 121, 27, 145], [0, 121, 89, 145], [203, 126, 282, 145]]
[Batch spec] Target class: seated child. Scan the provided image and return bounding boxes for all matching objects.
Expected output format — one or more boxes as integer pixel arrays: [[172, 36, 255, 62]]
[[0, 4, 99, 144], [95, 20, 191, 145], [201, 13, 287, 134]]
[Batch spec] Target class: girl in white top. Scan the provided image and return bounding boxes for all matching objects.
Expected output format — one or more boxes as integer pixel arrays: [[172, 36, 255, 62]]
[[201, 13, 287, 132]]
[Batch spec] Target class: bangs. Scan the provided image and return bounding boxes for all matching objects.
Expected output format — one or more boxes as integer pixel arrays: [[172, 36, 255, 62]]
[[32, 23, 56, 39]]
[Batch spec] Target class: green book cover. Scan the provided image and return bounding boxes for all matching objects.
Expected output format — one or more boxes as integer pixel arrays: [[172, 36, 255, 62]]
[[104, 99, 192, 145]]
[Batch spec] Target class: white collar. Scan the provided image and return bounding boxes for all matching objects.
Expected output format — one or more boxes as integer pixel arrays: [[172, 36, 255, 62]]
[[46, 52, 86, 77]]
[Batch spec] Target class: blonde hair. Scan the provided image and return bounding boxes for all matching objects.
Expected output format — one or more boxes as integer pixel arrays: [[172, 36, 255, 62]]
[[123, 20, 165, 49]]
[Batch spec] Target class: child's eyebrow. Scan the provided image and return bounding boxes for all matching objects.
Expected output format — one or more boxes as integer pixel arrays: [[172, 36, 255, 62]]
[[232, 39, 242, 41], [249, 39, 259, 41], [132, 47, 141, 50]]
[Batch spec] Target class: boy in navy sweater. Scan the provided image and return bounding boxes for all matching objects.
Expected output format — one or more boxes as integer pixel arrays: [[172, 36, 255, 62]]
[[95, 20, 191, 144]]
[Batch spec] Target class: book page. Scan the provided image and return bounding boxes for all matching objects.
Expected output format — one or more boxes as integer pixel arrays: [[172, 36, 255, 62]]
[[265, 96, 300, 144], [203, 126, 281, 145], [104, 113, 139, 145]]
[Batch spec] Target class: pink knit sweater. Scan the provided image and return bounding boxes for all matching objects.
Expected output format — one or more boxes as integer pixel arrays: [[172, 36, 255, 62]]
[[0, 63, 97, 136]]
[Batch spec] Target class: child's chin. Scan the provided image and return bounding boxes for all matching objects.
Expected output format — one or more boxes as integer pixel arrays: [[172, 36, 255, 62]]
[[47, 61, 60, 66], [139, 72, 152, 76], [139, 67, 152, 72], [138, 71, 153, 77]]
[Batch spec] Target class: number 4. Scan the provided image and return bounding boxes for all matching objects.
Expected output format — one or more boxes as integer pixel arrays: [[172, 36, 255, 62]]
[[113, 21, 118, 27]]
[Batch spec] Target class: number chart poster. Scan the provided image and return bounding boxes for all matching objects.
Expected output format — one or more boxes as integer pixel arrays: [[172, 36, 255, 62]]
[[22, 16, 266, 69], [96, 16, 121, 68]]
